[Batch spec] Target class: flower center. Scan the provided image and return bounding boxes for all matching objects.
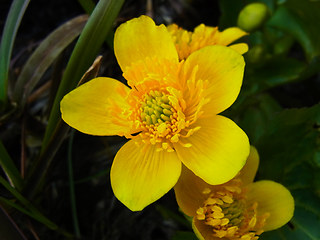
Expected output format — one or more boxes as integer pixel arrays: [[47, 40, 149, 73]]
[[133, 89, 193, 151], [196, 179, 270, 239], [140, 90, 173, 125]]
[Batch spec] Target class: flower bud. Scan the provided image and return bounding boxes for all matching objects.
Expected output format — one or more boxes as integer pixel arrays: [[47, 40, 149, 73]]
[[237, 3, 270, 32]]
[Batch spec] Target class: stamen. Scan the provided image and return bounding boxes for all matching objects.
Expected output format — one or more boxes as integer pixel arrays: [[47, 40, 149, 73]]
[[196, 178, 269, 240]]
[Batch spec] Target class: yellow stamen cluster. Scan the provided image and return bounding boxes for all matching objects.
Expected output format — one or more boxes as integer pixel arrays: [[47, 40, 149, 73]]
[[196, 179, 270, 239], [140, 90, 173, 125], [136, 89, 189, 151]]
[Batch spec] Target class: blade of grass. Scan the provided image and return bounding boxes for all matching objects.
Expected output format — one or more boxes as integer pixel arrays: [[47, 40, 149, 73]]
[[42, 0, 124, 151], [67, 129, 81, 238], [0, 205, 28, 240], [0, 176, 57, 230], [24, 56, 103, 199], [77, 0, 115, 48], [12, 15, 88, 111], [0, 141, 23, 191], [0, 0, 30, 110], [0, 198, 72, 237], [77, 0, 96, 14]]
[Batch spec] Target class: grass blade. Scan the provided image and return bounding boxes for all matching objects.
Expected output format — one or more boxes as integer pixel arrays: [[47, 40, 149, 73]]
[[0, 205, 28, 240], [12, 15, 88, 110], [68, 129, 81, 237], [0, 176, 57, 230], [0, 0, 30, 110], [42, 0, 125, 151], [0, 141, 23, 191], [77, 0, 96, 14]]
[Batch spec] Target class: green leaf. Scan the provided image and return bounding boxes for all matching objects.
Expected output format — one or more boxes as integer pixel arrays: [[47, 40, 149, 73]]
[[237, 94, 282, 144], [42, 0, 124, 151], [0, 141, 23, 191], [12, 15, 88, 110], [256, 104, 320, 239], [0, 0, 30, 110], [267, 0, 320, 61], [247, 56, 307, 91]]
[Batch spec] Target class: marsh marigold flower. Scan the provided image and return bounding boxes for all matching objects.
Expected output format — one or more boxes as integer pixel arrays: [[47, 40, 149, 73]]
[[174, 146, 294, 240], [167, 23, 248, 60], [60, 15, 250, 211]]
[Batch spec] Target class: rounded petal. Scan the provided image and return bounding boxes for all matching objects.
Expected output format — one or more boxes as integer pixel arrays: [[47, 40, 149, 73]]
[[110, 140, 181, 211], [182, 45, 245, 114], [114, 15, 178, 72], [175, 115, 250, 185], [217, 27, 248, 46], [229, 43, 249, 54], [239, 146, 260, 186], [247, 180, 295, 231], [193, 218, 220, 240], [174, 165, 212, 217], [60, 77, 132, 136]]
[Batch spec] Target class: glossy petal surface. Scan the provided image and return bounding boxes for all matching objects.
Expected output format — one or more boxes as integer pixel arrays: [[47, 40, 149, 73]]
[[217, 27, 248, 45], [60, 77, 131, 136], [247, 180, 295, 231], [174, 165, 211, 217], [114, 15, 178, 72], [229, 43, 249, 54], [239, 146, 259, 185], [175, 115, 250, 185], [111, 139, 181, 211], [182, 45, 245, 115]]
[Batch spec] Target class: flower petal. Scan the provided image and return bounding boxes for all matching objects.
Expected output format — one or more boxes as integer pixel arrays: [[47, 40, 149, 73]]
[[239, 146, 259, 186], [175, 115, 250, 185], [217, 27, 248, 46], [182, 45, 245, 115], [114, 15, 178, 72], [60, 77, 132, 136], [110, 140, 181, 211], [247, 180, 295, 231], [229, 43, 249, 54], [174, 165, 211, 217], [193, 218, 219, 240]]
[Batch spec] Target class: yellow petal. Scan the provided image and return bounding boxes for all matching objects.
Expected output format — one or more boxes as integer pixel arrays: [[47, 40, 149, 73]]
[[110, 140, 181, 211], [239, 146, 260, 185], [60, 77, 132, 136], [175, 115, 250, 185], [229, 43, 249, 54], [114, 15, 178, 72], [247, 180, 294, 231], [182, 45, 245, 115], [174, 165, 212, 217], [216, 27, 248, 46], [193, 218, 220, 240]]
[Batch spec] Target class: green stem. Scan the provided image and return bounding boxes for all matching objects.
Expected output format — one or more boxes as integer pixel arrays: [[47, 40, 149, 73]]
[[68, 129, 81, 237]]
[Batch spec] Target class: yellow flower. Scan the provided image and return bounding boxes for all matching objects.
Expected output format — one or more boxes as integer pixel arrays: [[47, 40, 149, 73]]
[[167, 23, 248, 60], [60, 15, 250, 211], [174, 146, 294, 240]]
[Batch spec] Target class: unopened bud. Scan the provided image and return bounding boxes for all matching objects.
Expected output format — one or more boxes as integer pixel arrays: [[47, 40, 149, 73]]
[[237, 3, 270, 32]]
